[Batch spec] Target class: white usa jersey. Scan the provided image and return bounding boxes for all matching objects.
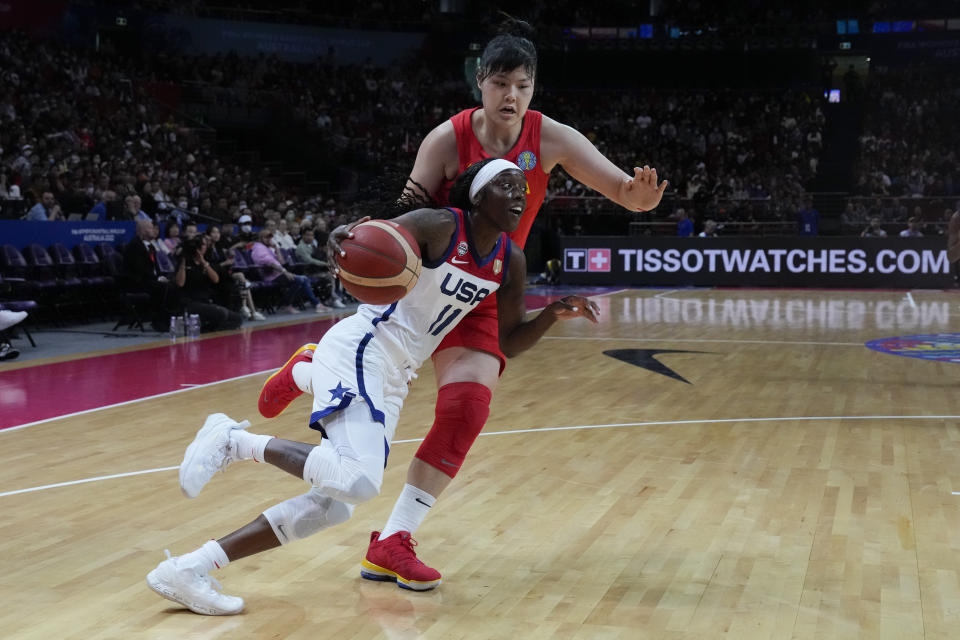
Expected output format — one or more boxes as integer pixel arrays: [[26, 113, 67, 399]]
[[352, 207, 512, 371]]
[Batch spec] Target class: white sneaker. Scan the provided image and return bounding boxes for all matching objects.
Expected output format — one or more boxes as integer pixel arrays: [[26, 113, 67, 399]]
[[179, 413, 251, 499], [251, 311, 266, 321], [315, 302, 330, 313], [241, 305, 253, 320], [147, 550, 244, 615], [329, 297, 346, 309]]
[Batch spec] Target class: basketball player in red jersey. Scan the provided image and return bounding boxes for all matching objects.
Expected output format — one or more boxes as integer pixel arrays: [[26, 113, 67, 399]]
[[328, 18, 667, 590]]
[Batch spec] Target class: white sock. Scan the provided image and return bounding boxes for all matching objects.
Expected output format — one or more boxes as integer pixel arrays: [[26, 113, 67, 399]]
[[379, 484, 436, 540], [231, 430, 273, 462], [292, 361, 313, 394], [179, 539, 230, 573]]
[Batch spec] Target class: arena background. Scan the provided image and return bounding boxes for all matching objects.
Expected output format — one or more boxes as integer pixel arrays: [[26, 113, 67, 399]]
[[5, 3, 960, 639], [1, 0, 957, 290]]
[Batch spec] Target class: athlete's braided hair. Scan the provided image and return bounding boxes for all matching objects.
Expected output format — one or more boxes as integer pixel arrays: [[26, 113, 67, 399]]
[[346, 168, 435, 221], [347, 160, 496, 221]]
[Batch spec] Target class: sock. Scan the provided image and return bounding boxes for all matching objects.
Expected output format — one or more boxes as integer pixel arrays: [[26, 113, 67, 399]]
[[231, 430, 273, 462], [379, 483, 436, 540], [179, 539, 230, 572], [292, 361, 313, 394]]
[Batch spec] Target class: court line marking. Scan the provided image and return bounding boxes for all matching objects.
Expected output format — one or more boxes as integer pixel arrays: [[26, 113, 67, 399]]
[[3, 414, 957, 498], [905, 292, 917, 309], [653, 289, 679, 299], [1, 292, 631, 433], [1, 368, 277, 433], [542, 336, 865, 347]]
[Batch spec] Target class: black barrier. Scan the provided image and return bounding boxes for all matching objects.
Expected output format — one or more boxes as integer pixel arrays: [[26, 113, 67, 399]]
[[559, 236, 954, 288]]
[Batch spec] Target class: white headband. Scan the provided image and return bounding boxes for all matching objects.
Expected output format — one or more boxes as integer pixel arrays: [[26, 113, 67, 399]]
[[469, 159, 522, 202]]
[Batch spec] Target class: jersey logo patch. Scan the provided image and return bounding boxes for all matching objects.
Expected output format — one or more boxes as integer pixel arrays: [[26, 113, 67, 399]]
[[456, 241, 469, 257], [493, 259, 503, 275], [517, 150, 537, 171]]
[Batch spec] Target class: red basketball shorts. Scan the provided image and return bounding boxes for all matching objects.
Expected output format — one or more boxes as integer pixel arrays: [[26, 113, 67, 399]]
[[434, 292, 505, 375]]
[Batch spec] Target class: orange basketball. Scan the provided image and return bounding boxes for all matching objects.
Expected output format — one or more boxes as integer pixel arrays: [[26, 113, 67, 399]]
[[336, 220, 422, 305]]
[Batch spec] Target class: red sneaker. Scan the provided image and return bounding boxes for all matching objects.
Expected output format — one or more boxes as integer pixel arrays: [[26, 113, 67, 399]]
[[258, 343, 316, 418], [360, 531, 442, 591]]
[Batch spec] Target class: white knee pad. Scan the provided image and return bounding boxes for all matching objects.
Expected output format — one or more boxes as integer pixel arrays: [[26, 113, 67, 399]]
[[302, 442, 383, 505], [263, 489, 355, 545]]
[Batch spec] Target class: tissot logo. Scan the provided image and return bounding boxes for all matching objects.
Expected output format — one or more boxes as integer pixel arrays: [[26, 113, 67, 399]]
[[564, 248, 612, 272], [588, 249, 611, 272], [564, 249, 587, 272]]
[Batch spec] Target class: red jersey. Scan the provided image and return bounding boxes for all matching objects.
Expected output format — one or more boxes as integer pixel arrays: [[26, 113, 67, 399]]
[[437, 108, 550, 249]]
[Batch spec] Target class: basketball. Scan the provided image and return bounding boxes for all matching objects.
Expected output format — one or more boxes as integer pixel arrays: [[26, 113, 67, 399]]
[[336, 220, 422, 305]]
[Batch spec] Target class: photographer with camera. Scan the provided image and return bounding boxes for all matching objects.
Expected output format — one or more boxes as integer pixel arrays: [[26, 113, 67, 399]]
[[174, 234, 244, 333]]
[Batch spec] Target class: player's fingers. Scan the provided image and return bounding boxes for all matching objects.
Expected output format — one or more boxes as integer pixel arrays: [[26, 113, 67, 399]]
[[658, 179, 669, 193], [574, 297, 598, 322], [349, 215, 372, 229]]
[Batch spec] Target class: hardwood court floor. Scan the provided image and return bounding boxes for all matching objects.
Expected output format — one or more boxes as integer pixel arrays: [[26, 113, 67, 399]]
[[2, 288, 959, 639]]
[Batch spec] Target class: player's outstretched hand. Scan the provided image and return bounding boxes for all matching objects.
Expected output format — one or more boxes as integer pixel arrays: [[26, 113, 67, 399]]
[[547, 295, 600, 323], [327, 216, 371, 273], [623, 165, 668, 212]]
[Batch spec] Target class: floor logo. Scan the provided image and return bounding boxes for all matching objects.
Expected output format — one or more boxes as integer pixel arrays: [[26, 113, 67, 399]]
[[604, 349, 711, 384], [865, 333, 960, 363]]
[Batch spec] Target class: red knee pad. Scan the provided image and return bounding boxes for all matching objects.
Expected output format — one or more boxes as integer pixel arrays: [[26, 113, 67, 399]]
[[415, 382, 492, 478]]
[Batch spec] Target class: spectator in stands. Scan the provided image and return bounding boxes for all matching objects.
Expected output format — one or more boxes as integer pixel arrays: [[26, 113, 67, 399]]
[[164, 220, 182, 253], [676, 208, 694, 237], [312, 216, 330, 246], [183, 221, 199, 241], [861, 218, 887, 238], [149, 221, 170, 255], [174, 234, 243, 332], [25, 191, 62, 221], [218, 222, 237, 251], [699, 220, 718, 237], [236, 214, 254, 241], [123, 195, 151, 221], [123, 218, 177, 330], [296, 227, 344, 308], [899, 217, 924, 238], [274, 218, 297, 250], [89, 190, 117, 220], [204, 225, 263, 321], [797, 199, 819, 236], [250, 229, 329, 314]]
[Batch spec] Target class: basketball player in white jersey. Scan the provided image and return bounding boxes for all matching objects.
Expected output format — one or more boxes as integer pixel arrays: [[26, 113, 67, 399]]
[[146, 158, 599, 615]]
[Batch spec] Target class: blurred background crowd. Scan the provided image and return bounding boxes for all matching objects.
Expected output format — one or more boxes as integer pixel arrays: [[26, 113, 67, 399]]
[[2, 1, 959, 245]]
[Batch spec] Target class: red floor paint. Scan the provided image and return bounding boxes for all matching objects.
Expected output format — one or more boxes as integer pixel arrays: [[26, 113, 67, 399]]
[[0, 318, 339, 429], [0, 291, 606, 429]]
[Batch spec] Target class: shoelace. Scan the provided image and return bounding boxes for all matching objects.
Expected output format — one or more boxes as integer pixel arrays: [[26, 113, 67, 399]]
[[212, 420, 251, 471], [398, 534, 419, 554], [162, 549, 226, 593]]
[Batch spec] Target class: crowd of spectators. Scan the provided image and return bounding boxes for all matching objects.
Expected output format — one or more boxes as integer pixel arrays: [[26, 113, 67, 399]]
[[134, 50, 828, 234], [0, 31, 352, 234], [853, 63, 960, 199], [4, 24, 959, 244], [542, 88, 823, 227]]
